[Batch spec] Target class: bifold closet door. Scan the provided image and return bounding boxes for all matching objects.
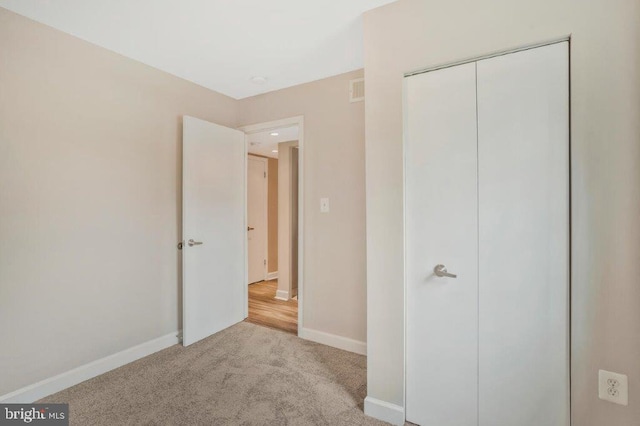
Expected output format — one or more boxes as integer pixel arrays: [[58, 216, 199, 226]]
[[405, 42, 569, 426], [405, 63, 479, 425], [477, 42, 569, 426]]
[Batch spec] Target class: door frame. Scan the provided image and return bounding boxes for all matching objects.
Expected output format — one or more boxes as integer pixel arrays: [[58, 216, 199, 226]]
[[239, 116, 304, 334], [247, 154, 269, 283], [402, 36, 572, 423]]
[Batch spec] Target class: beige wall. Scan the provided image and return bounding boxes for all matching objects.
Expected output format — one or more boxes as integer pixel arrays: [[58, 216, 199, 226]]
[[0, 7, 368, 397], [276, 141, 298, 298], [363, 0, 640, 424], [0, 9, 238, 396], [267, 158, 278, 273], [239, 70, 367, 343]]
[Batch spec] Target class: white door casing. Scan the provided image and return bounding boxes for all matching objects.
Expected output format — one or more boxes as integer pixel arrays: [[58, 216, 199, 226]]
[[182, 116, 246, 347], [405, 42, 569, 426], [247, 155, 268, 284]]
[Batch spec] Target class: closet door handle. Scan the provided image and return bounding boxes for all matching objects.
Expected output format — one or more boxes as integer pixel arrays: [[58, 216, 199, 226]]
[[187, 239, 203, 247], [434, 264, 457, 278]]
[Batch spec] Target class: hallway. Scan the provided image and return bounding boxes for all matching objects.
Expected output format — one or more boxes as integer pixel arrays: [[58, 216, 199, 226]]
[[246, 280, 298, 334]]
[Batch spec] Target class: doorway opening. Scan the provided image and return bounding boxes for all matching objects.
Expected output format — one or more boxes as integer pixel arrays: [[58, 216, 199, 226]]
[[242, 117, 303, 335]]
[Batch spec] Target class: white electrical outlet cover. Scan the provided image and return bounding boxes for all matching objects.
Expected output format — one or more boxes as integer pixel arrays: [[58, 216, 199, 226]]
[[599, 369, 628, 406]]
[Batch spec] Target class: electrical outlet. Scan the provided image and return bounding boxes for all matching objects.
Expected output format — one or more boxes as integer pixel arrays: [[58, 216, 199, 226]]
[[599, 370, 628, 406]]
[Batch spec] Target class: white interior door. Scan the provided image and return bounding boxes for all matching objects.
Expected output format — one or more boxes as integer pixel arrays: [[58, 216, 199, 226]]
[[247, 155, 267, 284], [182, 116, 246, 347], [477, 42, 569, 426], [405, 62, 479, 425]]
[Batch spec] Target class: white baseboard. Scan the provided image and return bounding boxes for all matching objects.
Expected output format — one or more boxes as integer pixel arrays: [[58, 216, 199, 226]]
[[266, 271, 278, 281], [0, 331, 180, 403], [274, 289, 289, 301], [364, 396, 405, 425], [299, 327, 367, 355]]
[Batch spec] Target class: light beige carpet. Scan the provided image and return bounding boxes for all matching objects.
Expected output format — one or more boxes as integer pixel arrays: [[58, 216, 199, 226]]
[[39, 322, 390, 425]]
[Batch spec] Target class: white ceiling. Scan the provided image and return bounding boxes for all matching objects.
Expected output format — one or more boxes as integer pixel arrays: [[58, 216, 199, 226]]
[[0, 0, 396, 99], [247, 125, 298, 159]]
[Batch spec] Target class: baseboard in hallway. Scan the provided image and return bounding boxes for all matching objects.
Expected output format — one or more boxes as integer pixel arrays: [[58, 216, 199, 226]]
[[266, 271, 278, 281]]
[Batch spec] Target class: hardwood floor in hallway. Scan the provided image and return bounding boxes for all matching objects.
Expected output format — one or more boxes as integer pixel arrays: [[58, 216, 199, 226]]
[[246, 280, 298, 334]]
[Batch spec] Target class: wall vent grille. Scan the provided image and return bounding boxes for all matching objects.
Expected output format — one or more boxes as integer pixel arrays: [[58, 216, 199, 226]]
[[349, 78, 365, 102]]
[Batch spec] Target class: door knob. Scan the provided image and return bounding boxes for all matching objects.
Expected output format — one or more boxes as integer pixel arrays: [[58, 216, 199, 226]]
[[187, 239, 203, 247], [247, 226, 255, 231], [434, 264, 457, 278]]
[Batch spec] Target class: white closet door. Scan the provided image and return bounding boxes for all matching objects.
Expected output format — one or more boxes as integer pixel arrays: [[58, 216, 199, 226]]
[[477, 42, 569, 426], [405, 63, 478, 425]]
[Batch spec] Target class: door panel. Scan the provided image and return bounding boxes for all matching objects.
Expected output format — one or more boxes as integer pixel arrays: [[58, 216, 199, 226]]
[[247, 156, 267, 284], [405, 62, 479, 426], [182, 116, 246, 346], [477, 42, 569, 426]]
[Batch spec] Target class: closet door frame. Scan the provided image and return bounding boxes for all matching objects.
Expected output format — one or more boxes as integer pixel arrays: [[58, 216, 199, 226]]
[[402, 36, 572, 424]]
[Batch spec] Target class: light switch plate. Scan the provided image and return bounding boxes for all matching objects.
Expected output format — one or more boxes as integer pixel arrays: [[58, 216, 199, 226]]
[[599, 369, 628, 406], [320, 198, 330, 213]]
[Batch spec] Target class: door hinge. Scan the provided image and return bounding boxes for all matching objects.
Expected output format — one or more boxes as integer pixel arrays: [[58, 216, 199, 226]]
[[264, 259, 267, 265], [264, 171, 266, 178]]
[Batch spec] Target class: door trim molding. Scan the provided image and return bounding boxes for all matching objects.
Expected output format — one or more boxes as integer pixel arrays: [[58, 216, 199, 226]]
[[240, 116, 304, 335], [0, 331, 180, 403]]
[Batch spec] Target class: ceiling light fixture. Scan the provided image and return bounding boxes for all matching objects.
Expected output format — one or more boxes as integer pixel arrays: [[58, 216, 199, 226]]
[[251, 76, 267, 85], [270, 132, 279, 136], [272, 150, 278, 153]]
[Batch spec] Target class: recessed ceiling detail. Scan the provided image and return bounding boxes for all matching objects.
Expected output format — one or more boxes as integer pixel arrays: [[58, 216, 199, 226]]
[[0, 0, 397, 99]]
